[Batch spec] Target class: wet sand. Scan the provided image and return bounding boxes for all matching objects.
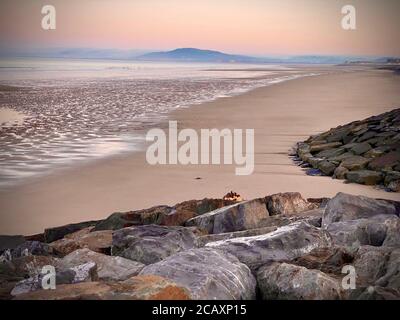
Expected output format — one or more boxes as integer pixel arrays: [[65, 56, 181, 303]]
[[1, 68, 400, 235]]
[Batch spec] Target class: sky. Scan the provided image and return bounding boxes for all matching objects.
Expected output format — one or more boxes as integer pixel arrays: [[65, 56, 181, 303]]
[[0, 0, 399, 57]]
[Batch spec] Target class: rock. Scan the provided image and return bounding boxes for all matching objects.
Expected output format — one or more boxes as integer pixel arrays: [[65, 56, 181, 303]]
[[95, 199, 236, 231], [44, 220, 99, 243], [206, 222, 331, 270], [11, 262, 97, 296], [315, 148, 345, 159], [384, 171, 400, 185], [198, 226, 277, 246], [345, 170, 383, 185], [257, 262, 342, 300], [329, 152, 356, 163], [292, 246, 354, 275], [185, 199, 269, 234], [310, 142, 342, 153], [322, 192, 398, 228], [368, 151, 400, 171], [326, 215, 398, 248], [350, 286, 400, 300], [0, 235, 25, 253], [11, 255, 60, 275], [61, 248, 144, 281], [353, 246, 392, 286], [317, 160, 337, 175], [382, 217, 400, 247], [94, 206, 173, 231], [15, 275, 191, 300], [333, 166, 349, 179], [264, 192, 314, 216], [340, 156, 370, 171], [375, 249, 400, 289], [112, 225, 200, 265], [350, 142, 372, 155], [387, 180, 400, 192], [50, 229, 113, 256], [326, 127, 351, 143], [8, 241, 53, 259], [140, 248, 256, 300], [364, 147, 390, 158], [358, 131, 378, 143]]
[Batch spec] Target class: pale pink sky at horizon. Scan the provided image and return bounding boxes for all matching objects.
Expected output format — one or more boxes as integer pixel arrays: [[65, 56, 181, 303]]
[[0, 0, 399, 56]]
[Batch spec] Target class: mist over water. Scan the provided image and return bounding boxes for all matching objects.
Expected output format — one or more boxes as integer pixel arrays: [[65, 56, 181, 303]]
[[0, 58, 315, 186]]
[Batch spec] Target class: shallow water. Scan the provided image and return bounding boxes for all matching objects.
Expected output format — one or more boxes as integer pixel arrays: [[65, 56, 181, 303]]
[[0, 58, 316, 186]]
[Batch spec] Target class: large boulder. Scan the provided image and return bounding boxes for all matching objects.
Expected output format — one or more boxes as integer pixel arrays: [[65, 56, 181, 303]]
[[206, 222, 331, 270], [257, 262, 342, 300], [264, 192, 315, 216], [111, 225, 200, 265], [340, 156, 370, 171], [292, 246, 354, 275], [322, 193, 398, 228], [94, 206, 173, 231], [50, 229, 113, 256], [345, 170, 383, 185], [14, 275, 191, 300], [11, 262, 97, 296], [353, 246, 392, 286], [368, 151, 400, 171], [4, 241, 53, 259], [185, 199, 269, 234], [61, 248, 144, 281], [44, 220, 99, 243], [326, 215, 399, 248], [140, 248, 256, 300]]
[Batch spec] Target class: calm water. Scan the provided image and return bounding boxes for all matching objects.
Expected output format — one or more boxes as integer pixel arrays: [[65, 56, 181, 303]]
[[0, 58, 316, 186]]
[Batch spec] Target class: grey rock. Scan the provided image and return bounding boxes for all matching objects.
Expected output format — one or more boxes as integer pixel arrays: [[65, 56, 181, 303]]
[[140, 247, 256, 300], [11, 262, 97, 296], [257, 262, 342, 300], [206, 222, 331, 270], [350, 286, 400, 300], [44, 220, 99, 243], [353, 246, 391, 285], [333, 166, 349, 179], [350, 142, 372, 155], [317, 160, 337, 175], [185, 199, 269, 234], [384, 171, 400, 185], [112, 225, 200, 265], [376, 249, 400, 289], [9, 241, 53, 259], [340, 156, 370, 171], [322, 192, 398, 228], [310, 142, 342, 153], [264, 192, 313, 216], [326, 215, 398, 249], [61, 248, 145, 281], [345, 170, 383, 185]]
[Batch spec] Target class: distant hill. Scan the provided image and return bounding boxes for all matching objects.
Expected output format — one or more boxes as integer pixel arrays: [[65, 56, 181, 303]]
[[136, 48, 262, 63]]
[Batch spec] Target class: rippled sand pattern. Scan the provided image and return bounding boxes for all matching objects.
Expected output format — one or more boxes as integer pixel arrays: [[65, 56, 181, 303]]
[[0, 63, 311, 185]]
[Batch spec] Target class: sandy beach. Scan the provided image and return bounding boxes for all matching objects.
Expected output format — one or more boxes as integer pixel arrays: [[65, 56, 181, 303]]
[[1, 67, 399, 235]]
